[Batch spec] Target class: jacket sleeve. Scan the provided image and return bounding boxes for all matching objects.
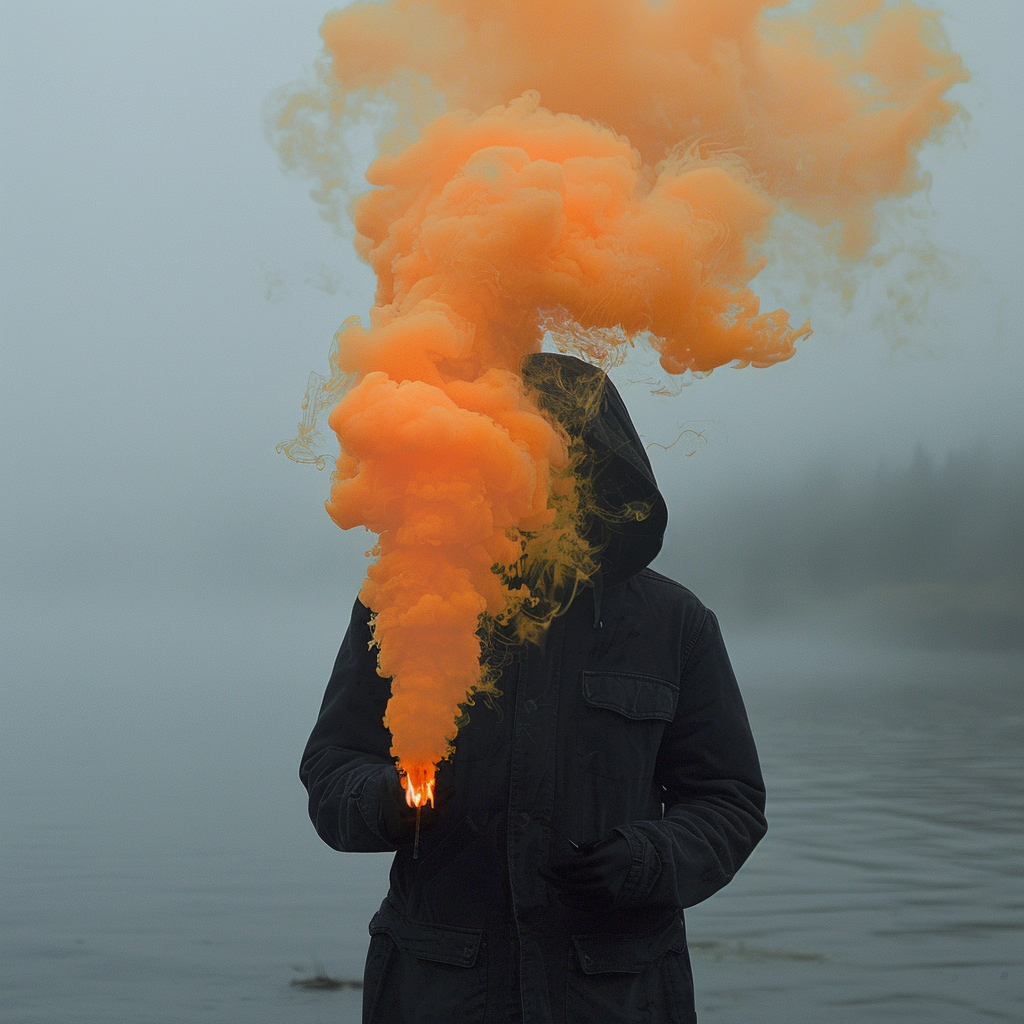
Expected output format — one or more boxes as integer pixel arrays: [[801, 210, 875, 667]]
[[299, 598, 397, 853], [617, 607, 767, 909]]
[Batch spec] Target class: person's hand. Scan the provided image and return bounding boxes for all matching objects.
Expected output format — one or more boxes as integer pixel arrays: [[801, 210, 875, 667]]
[[540, 831, 633, 911], [375, 767, 448, 846]]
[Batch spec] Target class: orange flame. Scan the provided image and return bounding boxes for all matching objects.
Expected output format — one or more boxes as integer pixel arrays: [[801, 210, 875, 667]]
[[401, 765, 436, 809], [274, 1, 967, 796]]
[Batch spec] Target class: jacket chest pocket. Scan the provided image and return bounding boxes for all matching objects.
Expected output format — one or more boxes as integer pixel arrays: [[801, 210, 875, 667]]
[[576, 672, 678, 782]]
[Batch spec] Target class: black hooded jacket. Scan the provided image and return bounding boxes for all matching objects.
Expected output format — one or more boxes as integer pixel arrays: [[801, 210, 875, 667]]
[[300, 356, 767, 1024]]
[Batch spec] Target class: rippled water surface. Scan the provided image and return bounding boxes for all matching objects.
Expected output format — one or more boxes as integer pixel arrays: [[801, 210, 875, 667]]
[[687, 670, 1023, 1022], [2, 631, 1021, 1023]]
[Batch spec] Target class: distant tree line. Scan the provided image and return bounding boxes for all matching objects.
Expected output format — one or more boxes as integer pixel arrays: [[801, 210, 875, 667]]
[[662, 444, 1024, 649]]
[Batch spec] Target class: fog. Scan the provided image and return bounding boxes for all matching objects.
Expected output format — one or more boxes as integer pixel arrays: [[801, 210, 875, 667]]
[[2, 1, 1022, 630], [1, 3, 1022, 1020], [659, 443, 1024, 648]]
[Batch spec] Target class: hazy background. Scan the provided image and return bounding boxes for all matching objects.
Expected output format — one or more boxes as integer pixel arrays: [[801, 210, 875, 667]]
[[2, 0, 1021, 643], [1, 2, 1021, 1021]]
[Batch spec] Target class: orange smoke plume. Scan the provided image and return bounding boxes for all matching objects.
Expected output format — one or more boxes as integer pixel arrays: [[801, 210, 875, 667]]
[[274, 0, 966, 794]]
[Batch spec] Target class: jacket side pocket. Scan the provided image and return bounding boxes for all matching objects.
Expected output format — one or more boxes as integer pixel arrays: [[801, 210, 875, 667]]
[[365, 900, 488, 1024], [568, 913, 694, 1024]]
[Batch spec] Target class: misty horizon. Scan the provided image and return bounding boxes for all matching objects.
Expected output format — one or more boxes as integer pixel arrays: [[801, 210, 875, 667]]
[[4, 437, 1020, 658]]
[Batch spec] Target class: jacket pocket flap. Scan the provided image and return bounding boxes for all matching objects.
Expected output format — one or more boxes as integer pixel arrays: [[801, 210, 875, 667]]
[[369, 903, 482, 967], [572, 915, 687, 974], [581, 672, 677, 721]]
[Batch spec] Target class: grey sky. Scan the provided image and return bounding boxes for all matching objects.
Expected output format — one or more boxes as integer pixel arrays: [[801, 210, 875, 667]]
[[1, 0, 1021, 613]]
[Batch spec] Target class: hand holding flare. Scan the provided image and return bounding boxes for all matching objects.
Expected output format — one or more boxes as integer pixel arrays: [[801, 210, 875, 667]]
[[377, 767, 446, 858], [402, 770, 435, 859]]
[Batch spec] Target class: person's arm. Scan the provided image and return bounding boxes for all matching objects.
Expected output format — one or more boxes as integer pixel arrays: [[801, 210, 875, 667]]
[[616, 606, 768, 909], [300, 599, 397, 853]]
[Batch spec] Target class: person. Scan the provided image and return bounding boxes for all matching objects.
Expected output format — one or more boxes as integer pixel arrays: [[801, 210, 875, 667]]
[[300, 354, 767, 1024]]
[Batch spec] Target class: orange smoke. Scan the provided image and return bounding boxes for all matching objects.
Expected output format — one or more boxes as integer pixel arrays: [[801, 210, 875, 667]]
[[275, 0, 966, 794], [319, 0, 967, 256]]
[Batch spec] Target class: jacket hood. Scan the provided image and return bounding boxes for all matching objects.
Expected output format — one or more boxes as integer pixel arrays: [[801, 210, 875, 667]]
[[521, 353, 668, 588]]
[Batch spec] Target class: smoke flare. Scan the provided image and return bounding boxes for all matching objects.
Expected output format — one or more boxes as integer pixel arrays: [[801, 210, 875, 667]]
[[273, 0, 966, 796]]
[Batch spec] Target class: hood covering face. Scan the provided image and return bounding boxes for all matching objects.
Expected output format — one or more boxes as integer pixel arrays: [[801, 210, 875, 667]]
[[521, 353, 668, 588]]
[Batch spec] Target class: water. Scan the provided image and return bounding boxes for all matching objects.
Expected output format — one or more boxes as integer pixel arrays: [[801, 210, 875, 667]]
[[686, 670, 1023, 1022], [1, 598, 1021, 1022]]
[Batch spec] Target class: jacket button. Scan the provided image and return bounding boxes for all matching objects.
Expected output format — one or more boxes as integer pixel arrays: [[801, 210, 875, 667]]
[[518, 812, 530, 826], [524, 698, 537, 713], [583, 955, 593, 967], [462, 946, 473, 958]]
